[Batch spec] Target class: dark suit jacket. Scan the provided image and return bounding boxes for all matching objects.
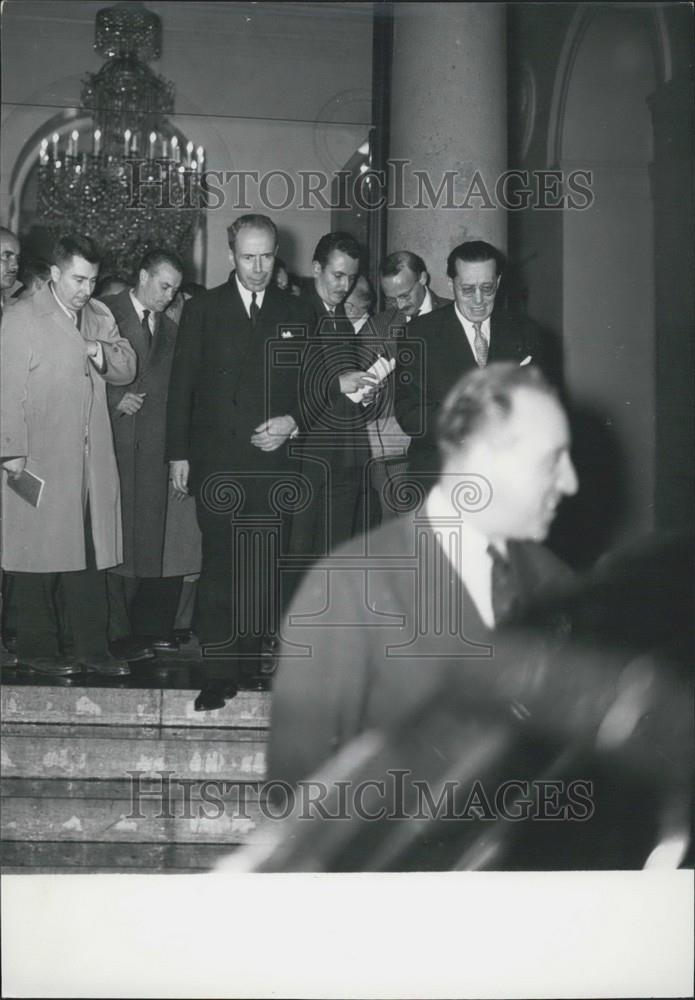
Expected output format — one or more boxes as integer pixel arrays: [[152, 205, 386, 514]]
[[295, 285, 376, 472], [268, 509, 573, 788], [366, 288, 452, 343], [165, 275, 314, 499], [394, 304, 544, 476], [105, 289, 178, 576]]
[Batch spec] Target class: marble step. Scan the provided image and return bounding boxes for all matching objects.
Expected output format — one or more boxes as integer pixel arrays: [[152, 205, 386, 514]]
[[1, 685, 270, 729], [0, 839, 240, 872], [2, 727, 267, 781], [1, 795, 271, 845]]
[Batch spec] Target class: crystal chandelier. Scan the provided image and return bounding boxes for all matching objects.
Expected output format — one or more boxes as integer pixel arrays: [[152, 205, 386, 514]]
[[36, 2, 203, 277]]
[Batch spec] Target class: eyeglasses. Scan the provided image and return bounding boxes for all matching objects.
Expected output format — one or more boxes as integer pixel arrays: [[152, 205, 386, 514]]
[[454, 282, 498, 298], [385, 277, 422, 307]]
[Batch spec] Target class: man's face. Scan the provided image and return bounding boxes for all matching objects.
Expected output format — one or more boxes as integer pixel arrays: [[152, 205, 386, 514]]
[[344, 277, 371, 323], [231, 226, 276, 292], [381, 266, 427, 318], [313, 250, 359, 308], [449, 258, 500, 324], [447, 387, 578, 543], [50, 255, 99, 312], [137, 262, 182, 313], [0, 233, 20, 290]]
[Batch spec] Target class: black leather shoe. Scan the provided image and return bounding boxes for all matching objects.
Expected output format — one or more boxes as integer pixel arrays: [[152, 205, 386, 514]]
[[194, 682, 238, 712], [17, 655, 82, 676], [80, 654, 130, 677], [110, 637, 156, 663], [259, 635, 279, 676], [2, 632, 17, 654], [148, 636, 180, 652]]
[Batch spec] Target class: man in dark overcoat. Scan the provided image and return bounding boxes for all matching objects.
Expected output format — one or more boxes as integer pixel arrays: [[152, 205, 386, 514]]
[[166, 214, 315, 710], [104, 249, 184, 661]]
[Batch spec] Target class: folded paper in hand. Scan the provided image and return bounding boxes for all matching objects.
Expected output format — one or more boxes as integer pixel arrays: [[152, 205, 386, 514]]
[[6, 469, 45, 508], [346, 355, 396, 403]]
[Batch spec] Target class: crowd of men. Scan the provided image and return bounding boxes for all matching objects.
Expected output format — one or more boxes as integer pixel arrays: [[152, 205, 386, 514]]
[[1, 217, 560, 712]]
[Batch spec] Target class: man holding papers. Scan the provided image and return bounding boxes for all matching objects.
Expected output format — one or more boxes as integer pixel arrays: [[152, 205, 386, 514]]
[[0, 234, 136, 676]]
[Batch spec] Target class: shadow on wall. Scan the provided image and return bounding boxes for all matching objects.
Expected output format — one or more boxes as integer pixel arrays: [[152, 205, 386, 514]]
[[549, 400, 629, 570]]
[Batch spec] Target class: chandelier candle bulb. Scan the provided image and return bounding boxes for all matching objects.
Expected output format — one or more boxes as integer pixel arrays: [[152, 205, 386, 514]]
[[124, 129, 132, 156], [186, 140, 193, 166], [52, 133, 59, 159], [149, 131, 157, 159], [162, 138, 169, 158], [171, 135, 180, 161], [93, 129, 101, 156], [71, 130, 79, 157], [40, 139, 48, 165], [196, 145, 204, 170]]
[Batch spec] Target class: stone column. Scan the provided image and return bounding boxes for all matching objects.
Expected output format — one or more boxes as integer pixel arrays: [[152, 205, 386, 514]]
[[386, 2, 507, 294]]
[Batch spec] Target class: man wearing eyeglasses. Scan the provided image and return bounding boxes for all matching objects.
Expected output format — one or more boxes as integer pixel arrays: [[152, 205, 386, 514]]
[[394, 240, 545, 489]]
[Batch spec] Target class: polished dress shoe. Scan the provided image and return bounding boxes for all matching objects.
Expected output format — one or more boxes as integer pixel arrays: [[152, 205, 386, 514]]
[[110, 637, 155, 663], [80, 653, 130, 677], [147, 636, 180, 652], [2, 631, 17, 654], [194, 681, 238, 712], [17, 654, 82, 677], [259, 635, 279, 676]]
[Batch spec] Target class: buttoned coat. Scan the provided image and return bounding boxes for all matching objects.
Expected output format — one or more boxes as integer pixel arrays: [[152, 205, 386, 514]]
[[0, 284, 136, 571], [104, 289, 178, 577]]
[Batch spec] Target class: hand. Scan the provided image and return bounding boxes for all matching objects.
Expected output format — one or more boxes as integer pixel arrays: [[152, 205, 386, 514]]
[[86, 342, 101, 359], [339, 370, 379, 395], [169, 459, 190, 495], [116, 392, 146, 416], [3, 457, 26, 478], [251, 415, 297, 452]]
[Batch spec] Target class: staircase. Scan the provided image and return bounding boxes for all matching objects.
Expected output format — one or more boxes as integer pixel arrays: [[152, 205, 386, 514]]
[[1, 683, 271, 872]]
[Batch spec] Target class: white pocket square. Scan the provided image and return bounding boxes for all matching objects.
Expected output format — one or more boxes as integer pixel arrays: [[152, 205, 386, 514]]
[[520, 355, 532, 366]]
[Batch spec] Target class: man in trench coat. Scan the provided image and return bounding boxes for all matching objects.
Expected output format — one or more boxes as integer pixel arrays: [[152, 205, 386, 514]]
[[104, 249, 184, 661], [0, 234, 137, 675]]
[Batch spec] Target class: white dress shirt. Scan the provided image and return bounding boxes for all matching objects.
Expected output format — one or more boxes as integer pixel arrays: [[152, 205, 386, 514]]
[[426, 484, 508, 629], [236, 276, 266, 318], [454, 303, 491, 358], [413, 287, 433, 319], [129, 290, 154, 335]]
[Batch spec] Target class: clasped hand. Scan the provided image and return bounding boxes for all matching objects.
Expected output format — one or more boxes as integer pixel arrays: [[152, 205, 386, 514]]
[[251, 415, 297, 452]]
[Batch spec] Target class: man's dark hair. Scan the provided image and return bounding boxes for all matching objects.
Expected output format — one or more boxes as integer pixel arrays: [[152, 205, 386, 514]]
[[138, 248, 184, 277], [380, 250, 427, 279], [438, 363, 557, 455], [0, 226, 18, 243], [312, 231, 362, 268], [52, 234, 102, 268], [227, 214, 278, 250], [347, 274, 376, 310], [18, 256, 50, 288], [446, 240, 506, 280]]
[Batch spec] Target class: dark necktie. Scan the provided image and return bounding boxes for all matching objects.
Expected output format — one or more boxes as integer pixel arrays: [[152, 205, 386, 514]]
[[488, 544, 520, 626], [250, 291, 259, 327], [142, 308, 151, 342], [473, 321, 488, 367]]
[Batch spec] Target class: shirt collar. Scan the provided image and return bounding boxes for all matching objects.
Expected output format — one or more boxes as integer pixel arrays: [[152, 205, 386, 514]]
[[235, 274, 266, 313], [50, 281, 78, 323], [418, 288, 433, 316], [454, 303, 491, 338]]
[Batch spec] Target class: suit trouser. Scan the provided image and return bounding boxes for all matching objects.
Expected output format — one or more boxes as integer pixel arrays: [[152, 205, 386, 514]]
[[194, 480, 291, 683], [14, 503, 109, 661], [289, 466, 379, 557], [107, 573, 184, 642]]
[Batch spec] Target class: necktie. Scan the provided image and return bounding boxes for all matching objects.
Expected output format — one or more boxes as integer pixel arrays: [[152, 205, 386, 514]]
[[488, 545, 520, 626], [473, 321, 488, 367], [250, 291, 259, 327], [142, 309, 151, 341]]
